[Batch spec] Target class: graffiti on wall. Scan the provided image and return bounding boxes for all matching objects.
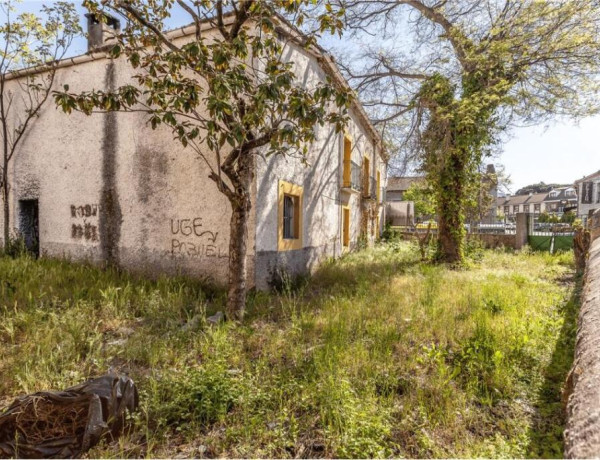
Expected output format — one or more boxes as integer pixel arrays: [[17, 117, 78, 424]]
[[169, 217, 227, 259], [70, 204, 99, 242]]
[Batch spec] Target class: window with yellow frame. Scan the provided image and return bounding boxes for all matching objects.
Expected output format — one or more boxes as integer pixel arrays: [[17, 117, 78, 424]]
[[342, 134, 352, 188], [342, 206, 350, 247], [278, 180, 303, 251], [363, 156, 370, 195]]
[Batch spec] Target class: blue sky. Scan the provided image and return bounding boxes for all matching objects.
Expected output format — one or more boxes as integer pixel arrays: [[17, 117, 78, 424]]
[[5, 1, 599, 193]]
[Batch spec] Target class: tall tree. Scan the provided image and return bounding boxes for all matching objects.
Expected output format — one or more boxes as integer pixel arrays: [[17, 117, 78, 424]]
[[55, 0, 350, 319], [0, 0, 80, 250], [335, 0, 600, 263]]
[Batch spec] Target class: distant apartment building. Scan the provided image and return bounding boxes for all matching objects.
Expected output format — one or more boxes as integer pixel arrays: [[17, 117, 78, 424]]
[[498, 186, 578, 219], [575, 170, 600, 224], [498, 192, 548, 218], [543, 186, 578, 214]]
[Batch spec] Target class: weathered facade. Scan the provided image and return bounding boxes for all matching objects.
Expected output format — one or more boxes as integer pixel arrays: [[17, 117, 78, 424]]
[[575, 170, 600, 225], [0, 16, 386, 289]]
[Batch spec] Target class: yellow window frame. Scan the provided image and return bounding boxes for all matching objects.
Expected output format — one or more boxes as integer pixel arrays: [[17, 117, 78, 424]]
[[278, 180, 303, 251], [363, 156, 370, 195], [343, 134, 352, 187], [342, 205, 350, 248]]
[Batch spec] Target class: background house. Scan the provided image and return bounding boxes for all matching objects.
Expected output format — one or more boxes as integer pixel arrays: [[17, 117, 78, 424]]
[[386, 177, 422, 202], [497, 185, 578, 221], [0, 14, 387, 289], [385, 177, 422, 226], [575, 170, 600, 225], [497, 192, 549, 219], [386, 164, 497, 226], [543, 186, 578, 215]]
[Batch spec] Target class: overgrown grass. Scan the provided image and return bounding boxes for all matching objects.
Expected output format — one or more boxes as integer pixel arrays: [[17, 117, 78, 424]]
[[0, 242, 578, 458]]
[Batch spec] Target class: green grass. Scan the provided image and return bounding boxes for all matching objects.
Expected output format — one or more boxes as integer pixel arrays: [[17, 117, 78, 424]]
[[0, 242, 578, 458]]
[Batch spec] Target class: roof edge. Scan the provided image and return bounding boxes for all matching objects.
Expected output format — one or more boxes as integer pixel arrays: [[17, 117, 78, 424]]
[[3, 10, 387, 161], [575, 169, 600, 183]]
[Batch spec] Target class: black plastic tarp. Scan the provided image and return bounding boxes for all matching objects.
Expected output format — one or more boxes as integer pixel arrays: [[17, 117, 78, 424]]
[[0, 375, 138, 458]]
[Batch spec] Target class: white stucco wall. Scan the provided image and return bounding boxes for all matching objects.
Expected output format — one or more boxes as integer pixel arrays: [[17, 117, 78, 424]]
[[253, 40, 386, 288], [0, 24, 385, 289], [0, 43, 254, 286], [577, 176, 600, 221]]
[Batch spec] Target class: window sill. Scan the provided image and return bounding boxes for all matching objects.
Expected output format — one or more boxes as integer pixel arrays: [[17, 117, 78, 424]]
[[278, 239, 302, 251], [341, 186, 360, 196]]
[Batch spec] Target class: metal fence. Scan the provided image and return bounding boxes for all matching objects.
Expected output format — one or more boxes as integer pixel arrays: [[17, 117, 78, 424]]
[[527, 215, 574, 252], [473, 223, 515, 235], [388, 214, 576, 253]]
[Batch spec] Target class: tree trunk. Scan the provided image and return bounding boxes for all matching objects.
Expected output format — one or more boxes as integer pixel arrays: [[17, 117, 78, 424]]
[[574, 227, 591, 275], [437, 206, 463, 264], [2, 166, 8, 249], [227, 199, 250, 320], [436, 149, 466, 264], [1, 80, 9, 250], [224, 150, 254, 321]]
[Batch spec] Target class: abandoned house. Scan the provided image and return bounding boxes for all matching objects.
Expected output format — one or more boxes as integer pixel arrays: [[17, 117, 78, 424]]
[[0, 13, 387, 289]]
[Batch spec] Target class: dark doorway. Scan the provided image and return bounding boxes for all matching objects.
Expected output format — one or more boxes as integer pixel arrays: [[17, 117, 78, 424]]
[[18, 200, 39, 257]]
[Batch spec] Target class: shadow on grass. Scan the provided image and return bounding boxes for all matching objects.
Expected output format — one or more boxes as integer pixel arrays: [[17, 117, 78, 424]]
[[0, 253, 226, 316], [246, 245, 423, 322], [525, 273, 581, 458]]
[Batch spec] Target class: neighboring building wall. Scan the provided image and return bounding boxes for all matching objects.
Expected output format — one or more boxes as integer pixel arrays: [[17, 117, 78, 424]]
[[576, 173, 600, 223], [467, 233, 517, 249], [386, 190, 405, 202], [387, 201, 414, 226], [385, 177, 422, 203], [564, 214, 600, 457]]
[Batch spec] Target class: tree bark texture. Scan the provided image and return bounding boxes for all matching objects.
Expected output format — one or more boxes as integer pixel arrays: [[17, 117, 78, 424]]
[[223, 151, 254, 321], [435, 149, 466, 264], [2, 164, 8, 247], [227, 202, 250, 320], [574, 228, 591, 275]]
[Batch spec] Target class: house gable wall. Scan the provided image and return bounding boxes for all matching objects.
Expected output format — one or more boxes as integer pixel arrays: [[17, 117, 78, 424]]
[[0, 31, 256, 286]]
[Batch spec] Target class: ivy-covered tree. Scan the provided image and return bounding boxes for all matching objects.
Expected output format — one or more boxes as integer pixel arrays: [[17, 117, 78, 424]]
[[55, 0, 350, 319], [0, 0, 80, 250], [336, 0, 600, 264]]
